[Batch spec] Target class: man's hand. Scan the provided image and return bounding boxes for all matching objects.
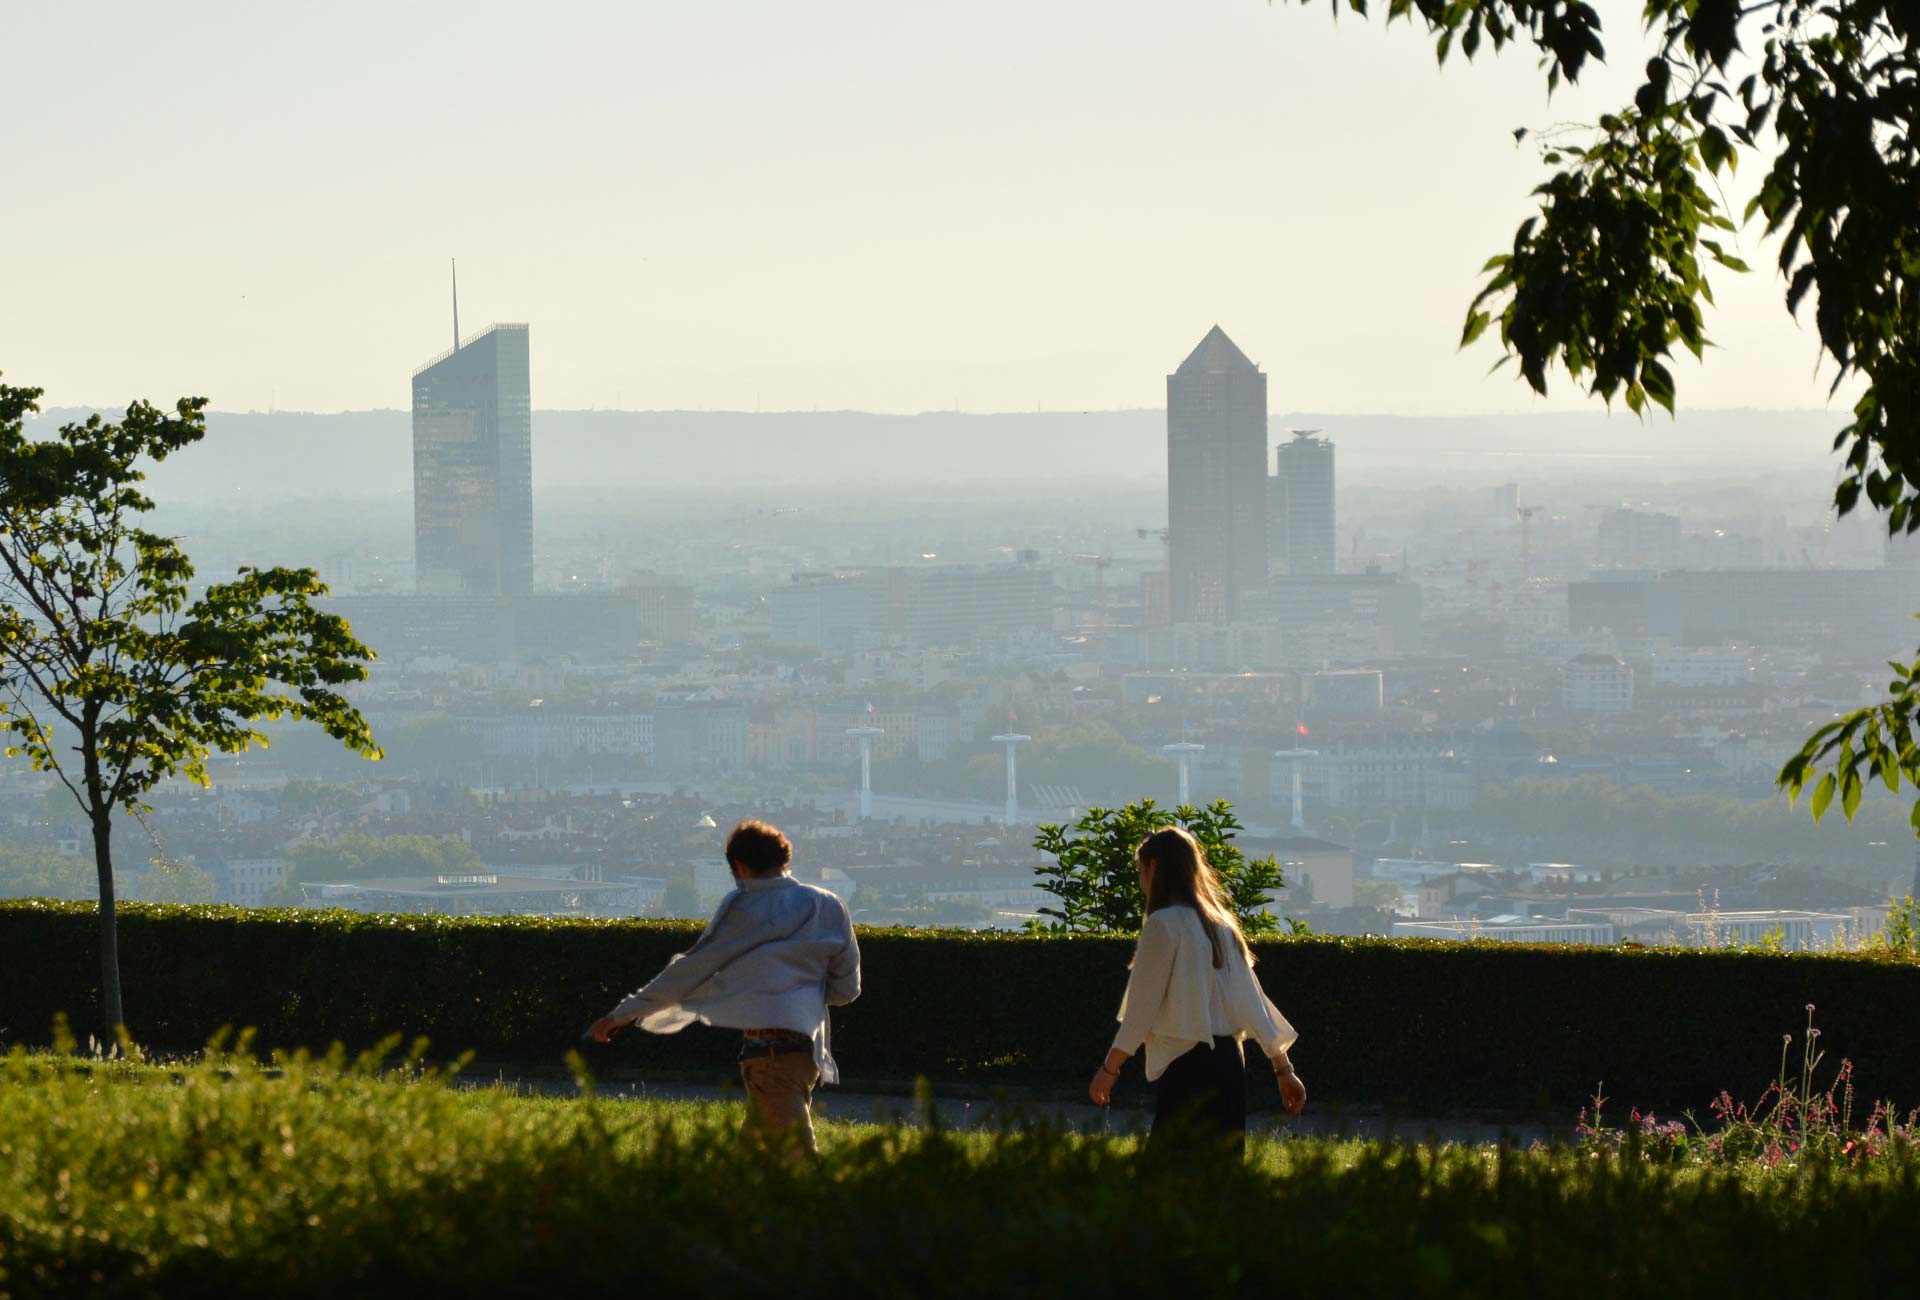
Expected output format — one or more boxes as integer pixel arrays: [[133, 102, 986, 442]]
[[586, 1015, 627, 1044], [1277, 1069, 1307, 1116]]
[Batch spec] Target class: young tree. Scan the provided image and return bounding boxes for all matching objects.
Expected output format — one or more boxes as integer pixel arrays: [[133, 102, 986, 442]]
[[1031, 798, 1286, 934], [0, 379, 380, 1033], [1290, 0, 1919, 829]]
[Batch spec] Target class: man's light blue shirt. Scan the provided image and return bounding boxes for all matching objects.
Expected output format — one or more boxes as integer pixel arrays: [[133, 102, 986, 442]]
[[610, 874, 862, 1083]]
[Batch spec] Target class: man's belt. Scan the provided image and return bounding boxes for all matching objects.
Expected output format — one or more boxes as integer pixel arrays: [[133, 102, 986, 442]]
[[740, 1032, 813, 1062]]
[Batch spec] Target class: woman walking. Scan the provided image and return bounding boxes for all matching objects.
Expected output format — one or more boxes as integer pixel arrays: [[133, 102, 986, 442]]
[[1089, 826, 1305, 1156]]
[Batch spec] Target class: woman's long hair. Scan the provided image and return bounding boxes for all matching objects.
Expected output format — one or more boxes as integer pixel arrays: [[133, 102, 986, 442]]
[[1137, 825, 1253, 970]]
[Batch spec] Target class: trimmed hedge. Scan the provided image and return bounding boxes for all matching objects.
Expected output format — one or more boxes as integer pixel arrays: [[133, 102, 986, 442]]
[[4, 899, 1918, 1115]]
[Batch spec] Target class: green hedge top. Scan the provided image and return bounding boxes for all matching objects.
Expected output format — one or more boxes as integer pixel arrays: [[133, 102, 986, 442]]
[[10, 897, 1918, 962], [5, 899, 1917, 1115]]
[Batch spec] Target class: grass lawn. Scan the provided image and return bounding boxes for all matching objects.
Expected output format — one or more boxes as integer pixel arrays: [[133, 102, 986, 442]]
[[3, 1044, 1918, 1298]]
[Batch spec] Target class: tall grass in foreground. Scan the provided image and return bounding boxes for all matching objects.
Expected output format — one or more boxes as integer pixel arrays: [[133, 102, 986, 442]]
[[2, 1045, 1918, 1299]]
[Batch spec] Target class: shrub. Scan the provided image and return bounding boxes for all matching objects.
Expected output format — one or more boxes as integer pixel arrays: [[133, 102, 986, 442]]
[[1882, 895, 1920, 955], [1032, 798, 1286, 934], [3, 899, 1920, 1116]]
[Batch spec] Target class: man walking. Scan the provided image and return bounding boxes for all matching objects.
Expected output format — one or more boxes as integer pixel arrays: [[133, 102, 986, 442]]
[[588, 820, 861, 1154]]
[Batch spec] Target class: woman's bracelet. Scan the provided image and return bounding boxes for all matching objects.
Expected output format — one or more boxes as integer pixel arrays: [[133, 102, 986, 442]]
[[1095, 1063, 1119, 1079]]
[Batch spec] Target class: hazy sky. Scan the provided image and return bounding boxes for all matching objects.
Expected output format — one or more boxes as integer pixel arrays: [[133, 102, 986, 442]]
[[3, 1, 1846, 417]]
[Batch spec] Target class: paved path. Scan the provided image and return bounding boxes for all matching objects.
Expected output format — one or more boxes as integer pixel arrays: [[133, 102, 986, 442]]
[[459, 1071, 1558, 1147]]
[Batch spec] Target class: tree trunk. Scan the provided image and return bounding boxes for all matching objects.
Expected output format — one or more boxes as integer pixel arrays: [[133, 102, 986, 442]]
[[91, 806, 124, 1036]]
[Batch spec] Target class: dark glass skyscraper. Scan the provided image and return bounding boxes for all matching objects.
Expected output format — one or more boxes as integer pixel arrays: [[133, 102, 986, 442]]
[[1166, 325, 1268, 623], [1273, 430, 1336, 576], [411, 323, 533, 596]]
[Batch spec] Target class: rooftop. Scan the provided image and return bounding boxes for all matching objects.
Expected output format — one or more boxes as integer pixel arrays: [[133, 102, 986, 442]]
[[411, 322, 531, 378], [1173, 324, 1259, 376]]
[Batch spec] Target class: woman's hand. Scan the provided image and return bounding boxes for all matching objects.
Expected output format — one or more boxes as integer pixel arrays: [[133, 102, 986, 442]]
[[1089, 1064, 1117, 1106], [1276, 1066, 1307, 1116]]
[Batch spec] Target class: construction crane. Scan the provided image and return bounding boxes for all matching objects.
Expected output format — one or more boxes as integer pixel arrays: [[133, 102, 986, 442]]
[[1517, 506, 1542, 584], [1136, 526, 1169, 546], [1072, 553, 1114, 638]]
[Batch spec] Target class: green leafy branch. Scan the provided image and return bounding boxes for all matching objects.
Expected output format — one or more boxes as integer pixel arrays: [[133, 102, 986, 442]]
[[1308, 0, 1918, 523], [1780, 645, 1920, 831]]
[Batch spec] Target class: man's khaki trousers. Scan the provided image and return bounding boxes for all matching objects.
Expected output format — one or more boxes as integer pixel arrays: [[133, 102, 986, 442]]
[[740, 1051, 821, 1155]]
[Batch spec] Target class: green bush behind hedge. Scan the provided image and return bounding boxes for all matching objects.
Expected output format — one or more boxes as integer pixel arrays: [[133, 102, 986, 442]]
[[4, 899, 1918, 1114]]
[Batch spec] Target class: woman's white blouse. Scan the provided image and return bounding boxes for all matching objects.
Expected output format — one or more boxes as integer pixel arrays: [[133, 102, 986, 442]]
[[1111, 905, 1298, 1081]]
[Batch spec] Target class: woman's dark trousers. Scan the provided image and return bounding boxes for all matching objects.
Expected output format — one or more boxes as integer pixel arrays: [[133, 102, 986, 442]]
[[1149, 1036, 1247, 1158]]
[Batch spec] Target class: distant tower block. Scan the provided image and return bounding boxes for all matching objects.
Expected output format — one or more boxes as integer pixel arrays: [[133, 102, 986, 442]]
[[991, 732, 1030, 828], [1162, 741, 1205, 807], [847, 725, 885, 820], [411, 264, 532, 598], [1517, 505, 1542, 584], [1272, 748, 1319, 832], [1273, 428, 1336, 578], [1167, 326, 1269, 623]]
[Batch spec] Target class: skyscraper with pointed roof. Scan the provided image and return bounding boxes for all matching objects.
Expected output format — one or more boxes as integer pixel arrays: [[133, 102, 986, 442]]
[[1166, 325, 1269, 623]]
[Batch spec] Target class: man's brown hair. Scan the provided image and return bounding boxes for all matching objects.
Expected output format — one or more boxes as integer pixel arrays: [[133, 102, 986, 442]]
[[726, 819, 792, 877]]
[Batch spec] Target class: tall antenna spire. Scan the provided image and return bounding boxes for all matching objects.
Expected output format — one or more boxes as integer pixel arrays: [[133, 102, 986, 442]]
[[450, 258, 460, 352]]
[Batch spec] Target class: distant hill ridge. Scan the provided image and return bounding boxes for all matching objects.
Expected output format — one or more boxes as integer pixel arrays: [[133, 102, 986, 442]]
[[27, 405, 1842, 502]]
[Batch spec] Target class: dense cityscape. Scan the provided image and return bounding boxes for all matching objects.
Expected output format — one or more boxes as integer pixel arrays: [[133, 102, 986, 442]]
[[7, 308, 1915, 949]]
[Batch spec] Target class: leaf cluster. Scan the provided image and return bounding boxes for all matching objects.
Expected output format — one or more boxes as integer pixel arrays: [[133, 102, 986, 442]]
[[0, 379, 382, 819], [1780, 643, 1920, 831], [1321, 0, 1917, 500], [1029, 798, 1286, 935]]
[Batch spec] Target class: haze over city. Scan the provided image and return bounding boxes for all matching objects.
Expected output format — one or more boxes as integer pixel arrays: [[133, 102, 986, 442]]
[[3, 0, 1854, 417]]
